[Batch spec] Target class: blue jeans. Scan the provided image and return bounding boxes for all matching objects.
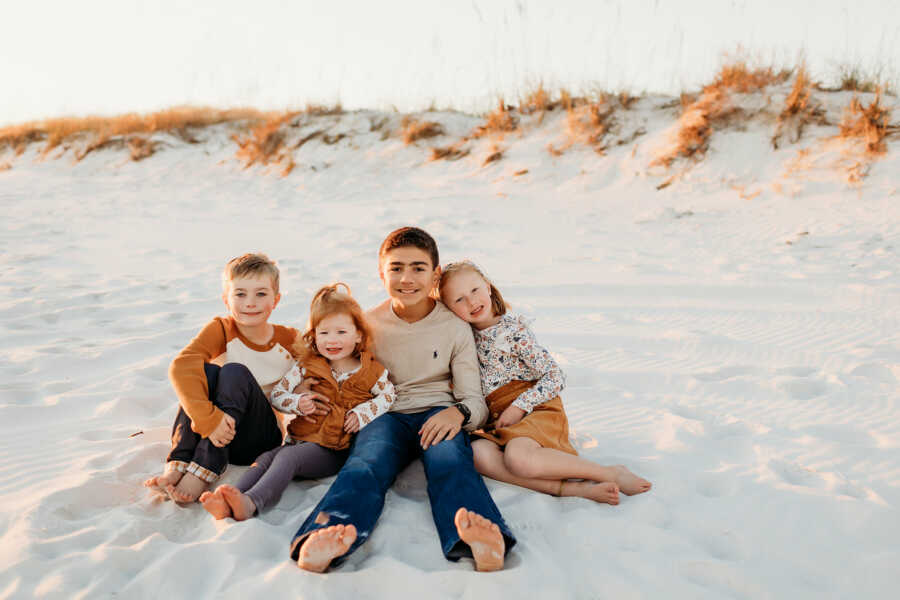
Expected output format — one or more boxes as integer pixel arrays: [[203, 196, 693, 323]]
[[289, 407, 516, 566]]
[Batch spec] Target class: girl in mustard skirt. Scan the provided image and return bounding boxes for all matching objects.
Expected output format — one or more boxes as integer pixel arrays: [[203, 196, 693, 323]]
[[439, 262, 651, 504]]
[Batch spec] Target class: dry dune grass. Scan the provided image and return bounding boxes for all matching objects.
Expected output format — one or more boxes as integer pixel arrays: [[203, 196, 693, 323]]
[[400, 117, 444, 145], [711, 61, 791, 94], [838, 91, 893, 155], [232, 111, 301, 176], [472, 100, 519, 138], [0, 107, 267, 162], [548, 98, 615, 156], [430, 143, 470, 162], [653, 61, 786, 167], [773, 66, 827, 148]]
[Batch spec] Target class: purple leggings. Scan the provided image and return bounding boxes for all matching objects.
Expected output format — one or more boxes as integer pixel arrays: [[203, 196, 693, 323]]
[[236, 442, 349, 513]]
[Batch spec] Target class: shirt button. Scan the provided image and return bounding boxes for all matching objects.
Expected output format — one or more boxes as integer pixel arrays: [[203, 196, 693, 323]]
[[492, 412, 499, 418]]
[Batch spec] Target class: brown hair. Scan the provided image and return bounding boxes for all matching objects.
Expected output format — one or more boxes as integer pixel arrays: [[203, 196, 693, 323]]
[[438, 260, 507, 316], [222, 253, 280, 294], [378, 226, 439, 269], [292, 283, 371, 361]]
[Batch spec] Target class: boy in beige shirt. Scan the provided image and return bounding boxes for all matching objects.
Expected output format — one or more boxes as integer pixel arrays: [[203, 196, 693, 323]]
[[288, 227, 516, 572]]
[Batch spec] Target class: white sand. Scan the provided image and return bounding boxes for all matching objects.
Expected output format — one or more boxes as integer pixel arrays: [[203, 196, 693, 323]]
[[1, 86, 899, 599]]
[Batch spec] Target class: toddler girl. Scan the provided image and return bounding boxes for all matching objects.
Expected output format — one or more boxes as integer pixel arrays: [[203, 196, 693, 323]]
[[200, 283, 396, 520], [439, 261, 651, 505]]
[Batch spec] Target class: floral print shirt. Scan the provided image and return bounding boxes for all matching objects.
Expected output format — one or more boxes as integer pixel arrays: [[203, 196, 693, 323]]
[[472, 312, 566, 414], [270, 361, 396, 431]]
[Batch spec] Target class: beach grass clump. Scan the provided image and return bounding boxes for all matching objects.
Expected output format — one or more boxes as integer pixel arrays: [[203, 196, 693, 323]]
[[400, 117, 444, 145], [430, 143, 470, 162], [838, 91, 892, 156], [653, 59, 786, 167], [232, 111, 301, 174], [472, 100, 519, 138], [772, 66, 827, 148]]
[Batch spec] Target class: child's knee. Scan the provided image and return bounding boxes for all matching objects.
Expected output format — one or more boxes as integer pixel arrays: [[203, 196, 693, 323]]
[[218, 362, 253, 384], [504, 447, 538, 478]]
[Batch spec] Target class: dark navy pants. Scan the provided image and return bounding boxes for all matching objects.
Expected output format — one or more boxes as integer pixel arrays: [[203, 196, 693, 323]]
[[167, 363, 283, 478], [289, 406, 516, 566]]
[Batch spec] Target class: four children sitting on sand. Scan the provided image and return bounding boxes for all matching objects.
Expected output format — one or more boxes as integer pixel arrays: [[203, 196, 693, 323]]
[[144, 226, 651, 572]]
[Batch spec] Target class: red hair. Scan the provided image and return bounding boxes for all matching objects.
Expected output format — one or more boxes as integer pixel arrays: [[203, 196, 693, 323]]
[[292, 283, 372, 361]]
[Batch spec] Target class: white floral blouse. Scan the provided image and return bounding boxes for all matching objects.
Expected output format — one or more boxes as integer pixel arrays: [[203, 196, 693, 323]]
[[270, 361, 396, 430], [472, 312, 566, 414]]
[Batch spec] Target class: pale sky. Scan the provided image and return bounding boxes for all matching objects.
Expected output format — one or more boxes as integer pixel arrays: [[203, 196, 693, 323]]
[[2, 0, 898, 125]]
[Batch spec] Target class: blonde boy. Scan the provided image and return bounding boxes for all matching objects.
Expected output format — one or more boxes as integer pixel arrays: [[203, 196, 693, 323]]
[[144, 253, 306, 503]]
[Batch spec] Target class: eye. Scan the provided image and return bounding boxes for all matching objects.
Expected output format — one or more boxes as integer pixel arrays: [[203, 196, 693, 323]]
[[235, 292, 246, 297]]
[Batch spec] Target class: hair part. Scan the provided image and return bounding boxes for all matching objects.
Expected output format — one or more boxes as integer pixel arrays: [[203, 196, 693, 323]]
[[438, 260, 507, 316], [378, 226, 439, 270], [223, 253, 280, 294], [293, 282, 372, 361]]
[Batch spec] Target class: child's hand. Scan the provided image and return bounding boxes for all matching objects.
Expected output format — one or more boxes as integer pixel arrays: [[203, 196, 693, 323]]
[[296, 392, 332, 423], [496, 406, 526, 429], [419, 406, 464, 450], [343, 412, 360, 433], [291, 376, 321, 395], [208, 413, 236, 447]]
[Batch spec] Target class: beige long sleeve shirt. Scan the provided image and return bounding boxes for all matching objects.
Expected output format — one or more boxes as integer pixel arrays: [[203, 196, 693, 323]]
[[366, 300, 488, 431]]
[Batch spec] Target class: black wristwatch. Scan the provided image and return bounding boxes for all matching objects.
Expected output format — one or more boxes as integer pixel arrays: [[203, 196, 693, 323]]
[[454, 403, 471, 426]]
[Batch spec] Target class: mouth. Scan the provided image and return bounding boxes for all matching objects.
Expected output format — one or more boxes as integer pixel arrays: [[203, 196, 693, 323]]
[[396, 288, 419, 295], [324, 347, 343, 355], [469, 305, 485, 318]]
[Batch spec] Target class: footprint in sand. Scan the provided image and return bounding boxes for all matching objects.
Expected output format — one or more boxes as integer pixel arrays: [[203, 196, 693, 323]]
[[696, 471, 737, 498], [693, 366, 762, 382], [769, 459, 826, 489], [776, 378, 828, 400]]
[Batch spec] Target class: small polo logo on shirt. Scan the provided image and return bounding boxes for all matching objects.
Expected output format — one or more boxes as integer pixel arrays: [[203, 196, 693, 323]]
[[433, 350, 438, 359]]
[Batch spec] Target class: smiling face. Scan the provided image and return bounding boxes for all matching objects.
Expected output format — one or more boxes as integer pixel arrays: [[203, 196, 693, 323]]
[[379, 246, 440, 310], [314, 312, 362, 363], [223, 275, 280, 328], [440, 268, 499, 330]]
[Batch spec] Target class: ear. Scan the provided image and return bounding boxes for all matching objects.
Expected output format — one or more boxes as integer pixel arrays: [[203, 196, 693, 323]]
[[432, 264, 441, 283], [273, 292, 282, 310], [222, 291, 229, 308]]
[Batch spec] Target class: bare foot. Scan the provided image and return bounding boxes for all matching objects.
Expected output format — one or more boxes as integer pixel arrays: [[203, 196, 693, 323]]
[[613, 466, 652, 496], [219, 485, 257, 521], [454, 508, 504, 572], [199, 489, 232, 520], [165, 472, 208, 505], [562, 480, 620, 505], [295, 524, 357, 573], [143, 470, 182, 492]]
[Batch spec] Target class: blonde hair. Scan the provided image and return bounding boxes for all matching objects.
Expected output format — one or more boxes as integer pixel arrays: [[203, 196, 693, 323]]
[[222, 253, 280, 294], [438, 260, 507, 316], [293, 283, 371, 361]]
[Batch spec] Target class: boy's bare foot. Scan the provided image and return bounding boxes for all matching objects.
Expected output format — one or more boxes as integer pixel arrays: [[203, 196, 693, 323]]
[[562, 480, 620, 505], [165, 472, 208, 505], [199, 489, 232, 520], [613, 466, 652, 496], [454, 508, 504, 572], [143, 470, 182, 492], [219, 485, 257, 521], [295, 524, 357, 573]]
